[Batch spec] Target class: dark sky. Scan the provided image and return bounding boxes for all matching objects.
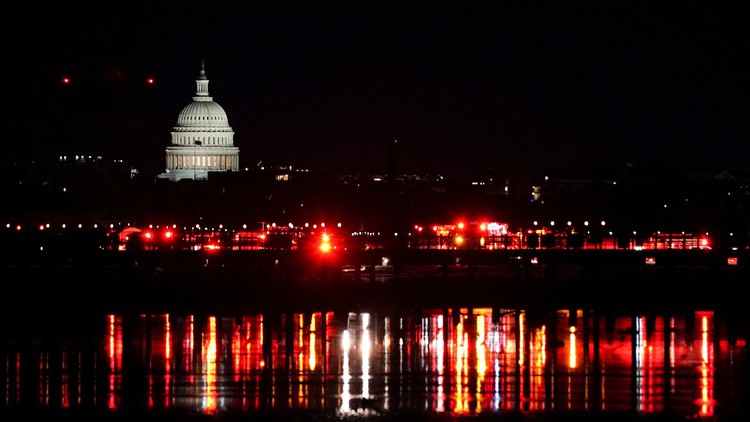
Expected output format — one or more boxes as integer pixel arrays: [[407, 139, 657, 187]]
[[3, 2, 749, 179]]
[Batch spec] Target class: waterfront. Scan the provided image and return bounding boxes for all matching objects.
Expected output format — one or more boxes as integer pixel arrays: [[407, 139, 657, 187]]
[[2, 251, 749, 421], [1, 306, 748, 422]]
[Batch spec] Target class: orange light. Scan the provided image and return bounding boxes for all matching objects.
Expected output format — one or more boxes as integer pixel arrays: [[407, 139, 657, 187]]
[[320, 242, 331, 253], [455, 236, 464, 245]]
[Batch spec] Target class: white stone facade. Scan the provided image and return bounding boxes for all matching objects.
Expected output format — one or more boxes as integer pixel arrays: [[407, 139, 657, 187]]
[[158, 61, 239, 181]]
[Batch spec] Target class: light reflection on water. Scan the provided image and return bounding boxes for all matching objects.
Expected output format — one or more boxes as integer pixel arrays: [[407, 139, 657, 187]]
[[1, 308, 746, 419]]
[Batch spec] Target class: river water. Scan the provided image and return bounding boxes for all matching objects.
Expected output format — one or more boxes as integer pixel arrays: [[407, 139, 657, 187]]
[[1, 305, 747, 421]]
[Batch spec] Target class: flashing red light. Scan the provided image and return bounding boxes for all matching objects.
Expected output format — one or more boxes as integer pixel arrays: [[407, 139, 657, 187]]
[[163, 230, 174, 240], [143, 231, 154, 241], [62, 77, 71, 84], [319, 233, 332, 253], [727, 257, 738, 266], [147, 78, 155, 84]]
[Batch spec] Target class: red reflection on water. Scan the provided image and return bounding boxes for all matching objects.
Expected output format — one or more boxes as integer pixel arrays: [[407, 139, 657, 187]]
[[105, 314, 123, 410], [1, 308, 743, 418], [697, 312, 715, 417], [202, 316, 219, 415]]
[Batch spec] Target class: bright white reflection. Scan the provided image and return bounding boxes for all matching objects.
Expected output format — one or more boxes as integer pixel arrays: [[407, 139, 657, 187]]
[[341, 329, 351, 412], [202, 316, 219, 414], [362, 313, 371, 399], [568, 326, 577, 369]]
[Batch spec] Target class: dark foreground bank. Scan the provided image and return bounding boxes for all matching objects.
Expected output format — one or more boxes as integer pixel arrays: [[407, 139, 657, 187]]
[[1, 408, 748, 422]]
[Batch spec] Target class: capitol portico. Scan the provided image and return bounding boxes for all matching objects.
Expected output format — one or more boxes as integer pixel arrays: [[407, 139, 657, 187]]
[[158, 61, 239, 181]]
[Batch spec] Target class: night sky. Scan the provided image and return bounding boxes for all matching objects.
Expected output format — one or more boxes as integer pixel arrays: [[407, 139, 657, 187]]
[[3, 2, 749, 179]]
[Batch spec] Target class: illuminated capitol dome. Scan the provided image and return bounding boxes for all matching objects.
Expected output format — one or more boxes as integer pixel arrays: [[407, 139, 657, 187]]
[[158, 60, 239, 181]]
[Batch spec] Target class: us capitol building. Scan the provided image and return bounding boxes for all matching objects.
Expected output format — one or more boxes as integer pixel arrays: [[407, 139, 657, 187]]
[[158, 61, 239, 181]]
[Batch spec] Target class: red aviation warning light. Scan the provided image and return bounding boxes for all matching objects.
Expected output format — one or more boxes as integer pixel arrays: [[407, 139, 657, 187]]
[[146, 77, 155, 85]]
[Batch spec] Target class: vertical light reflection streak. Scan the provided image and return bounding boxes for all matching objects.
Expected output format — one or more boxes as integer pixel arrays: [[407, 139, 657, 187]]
[[518, 312, 526, 367], [184, 315, 194, 375], [635, 316, 646, 412], [340, 328, 351, 412], [164, 314, 172, 408], [518, 311, 526, 410], [487, 315, 501, 412], [668, 316, 675, 396], [422, 316, 429, 411], [106, 314, 122, 410], [476, 313, 487, 414], [362, 313, 371, 399], [15, 352, 21, 405], [646, 317, 656, 413], [530, 325, 546, 411], [383, 316, 391, 411], [436, 314, 445, 413], [399, 317, 405, 408], [202, 316, 218, 414], [567, 324, 577, 410], [309, 313, 317, 372], [61, 350, 69, 408], [232, 318, 241, 384], [296, 313, 304, 408], [569, 326, 577, 369], [699, 312, 715, 417], [454, 316, 469, 413]]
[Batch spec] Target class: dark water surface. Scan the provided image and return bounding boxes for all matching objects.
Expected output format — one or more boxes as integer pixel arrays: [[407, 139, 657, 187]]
[[2, 305, 748, 421], [2, 248, 749, 421]]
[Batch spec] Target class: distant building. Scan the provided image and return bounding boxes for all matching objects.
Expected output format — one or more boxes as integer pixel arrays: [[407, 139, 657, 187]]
[[158, 60, 239, 181]]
